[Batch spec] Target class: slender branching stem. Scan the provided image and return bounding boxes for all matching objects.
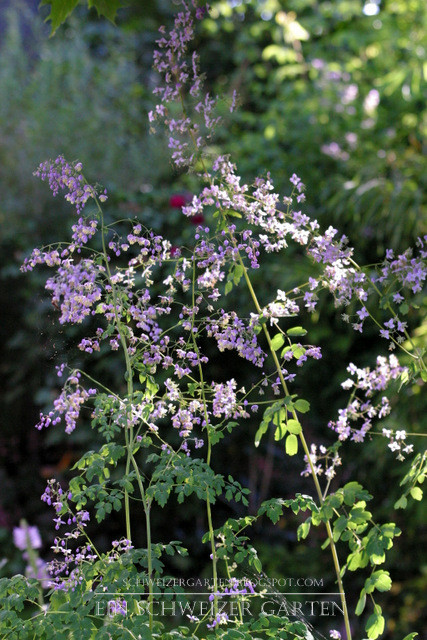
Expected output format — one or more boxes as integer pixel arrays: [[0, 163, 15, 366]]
[[96, 195, 134, 542], [232, 238, 353, 640], [190, 256, 219, 617], [130, 454, 154, 632]]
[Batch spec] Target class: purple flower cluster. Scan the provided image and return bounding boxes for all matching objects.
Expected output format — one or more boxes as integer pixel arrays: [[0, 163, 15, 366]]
[[45, 259, 103, 324], [207, 578, 255, 628], [111, 538, 134, 553], [263, 290, 300, 323], [172, 402, 203, 437], [71, 217, 98, 252], [36, 371, 97, 435], [13, 521, 51, 588], [149, 1, 219, 167], [13, 523, 42, 551], [376, 238, 427, 294], [381, 427, 413, 459], [41, 480, 95, 591], [207, 611, 229, 629], [34, 156, 106, 214], [108, 599, 127, 616], [21, 247, 62, 272], [182, 157, 290, 258], [211, 379, 248, 419], [178, 155, 365, 323], [328, 355, 407, 445], [206, 311, 265, 367], [301, 443, 342, 480], [209, 577, 255, 601]]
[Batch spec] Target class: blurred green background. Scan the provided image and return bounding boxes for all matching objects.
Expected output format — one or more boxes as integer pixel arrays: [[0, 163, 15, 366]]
[[0, 0, 425, 637]]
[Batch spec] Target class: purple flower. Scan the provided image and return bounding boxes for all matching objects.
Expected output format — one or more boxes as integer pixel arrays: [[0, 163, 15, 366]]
[[13, 523, 42, 551], [26, 557, 50, 588], [149, 3, 220, 167], [34, 156, 106, 214], [329, 355, 407, 443], [357, 306, 369, 320], [207, 612, 229, 629], [108, 599, 127, 616], [36, 371, 97, 435]]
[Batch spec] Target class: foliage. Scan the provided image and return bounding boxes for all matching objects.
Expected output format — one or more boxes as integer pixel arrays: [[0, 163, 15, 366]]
[[0, 2, 426, 640], [41, 0, 125, 35], [200, 0, 426, 254], [0, 2, 171, 539]]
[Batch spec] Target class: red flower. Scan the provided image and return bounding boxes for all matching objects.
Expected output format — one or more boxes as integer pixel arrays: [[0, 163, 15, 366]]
[[169, 194, 188, 208], [190, 214, 205, 225]]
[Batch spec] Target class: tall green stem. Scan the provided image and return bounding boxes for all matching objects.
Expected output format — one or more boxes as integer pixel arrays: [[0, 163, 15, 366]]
[[131, 454, 154, 633], [190, 257, 219, 617], [96, 197, 134, 541], [234, 246, 352, 640], [177, 84, 351, 636]]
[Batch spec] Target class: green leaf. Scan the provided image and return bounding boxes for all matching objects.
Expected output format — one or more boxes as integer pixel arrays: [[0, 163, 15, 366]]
[[297, 518, 311, 540], [146, 376, 158, 396], [366, 605, 385, 639], [373, 571, 392, 592], [253, 556, 262, 573], [394, 495, 407, 509], [88, 0, 122, 23], [41, 0, 79, 35], [294, 398, 310, 413], [271, 333, 285, 351], [328, 493, 344, 509], [347, 550, 368, 571], [49, 589, 68, 611], [342, 481, 372, 506], [274, 420, 287, 441], [225, 281, 233, 295], [410, 486, 423, 501], [233, 264, 244, 284], [355, 589, 366, 615], [333, 515, 348, 542], [401, 634, 418, 640], [286, 326, 307, 336], [321, 537, 330, 550], [364, 571, 392, 594], [286, 419, 302, 435], [291, 344, 306, 359], [259, 499, 285, 524], [255, 420, 269, 447], [285, 434, 298, 456], [349, 505, 372, 525]]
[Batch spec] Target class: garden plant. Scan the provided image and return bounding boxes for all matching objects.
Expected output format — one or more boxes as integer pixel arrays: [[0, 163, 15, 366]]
[[0, 1, 426, 639]]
